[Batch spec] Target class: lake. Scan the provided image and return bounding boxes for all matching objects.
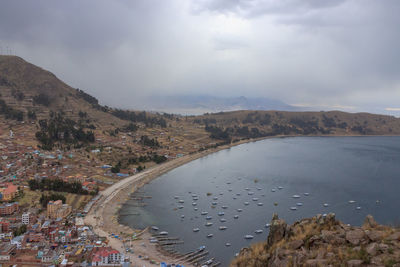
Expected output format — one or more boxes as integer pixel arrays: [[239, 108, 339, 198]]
[[119, 136, 400, 266]]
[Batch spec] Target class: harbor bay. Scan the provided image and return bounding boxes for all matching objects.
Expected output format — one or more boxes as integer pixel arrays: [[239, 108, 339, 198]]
[[119, 136, 400, 266]]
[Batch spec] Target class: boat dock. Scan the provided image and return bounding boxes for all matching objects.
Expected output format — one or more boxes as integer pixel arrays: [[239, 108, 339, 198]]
[[150, 231, 219, 266]]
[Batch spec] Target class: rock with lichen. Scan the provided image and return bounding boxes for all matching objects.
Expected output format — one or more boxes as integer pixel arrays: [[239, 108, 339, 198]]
[[231, 214, 400, 267]]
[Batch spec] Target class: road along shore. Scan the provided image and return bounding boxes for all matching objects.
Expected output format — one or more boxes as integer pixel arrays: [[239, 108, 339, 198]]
[[84, 137, 271, 266]]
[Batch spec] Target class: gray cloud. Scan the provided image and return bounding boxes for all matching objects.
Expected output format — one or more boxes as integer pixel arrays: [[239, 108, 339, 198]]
[[191, 0, 346, 18], [0, 0, 399, 113]]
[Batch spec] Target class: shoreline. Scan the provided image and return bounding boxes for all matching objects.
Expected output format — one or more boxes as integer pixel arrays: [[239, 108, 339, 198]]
[[84, 136, 271, 266], [84, 134, 399, 266]]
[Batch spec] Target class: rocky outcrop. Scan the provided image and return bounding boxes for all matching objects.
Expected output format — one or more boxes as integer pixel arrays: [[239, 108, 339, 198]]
[[231, 214, 400, 266]]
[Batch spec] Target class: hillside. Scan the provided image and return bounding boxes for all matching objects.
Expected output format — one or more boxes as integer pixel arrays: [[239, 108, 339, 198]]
[[1, 55, 400, 164], [187, 110, 400, 144], [0, 55, 123, 125], [231, 213, 400, 266]]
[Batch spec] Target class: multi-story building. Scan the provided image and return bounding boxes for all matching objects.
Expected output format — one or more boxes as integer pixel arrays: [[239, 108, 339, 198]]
[[0, 202, 19, 216], [0, 183, 18, 201], [90, 247, 122, 266], [47, 200, 71, 219], [21, 212, 31, 225]]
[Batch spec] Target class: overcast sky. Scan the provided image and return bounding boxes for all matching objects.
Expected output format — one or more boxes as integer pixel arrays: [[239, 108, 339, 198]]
[[1, 0, 400, 114]]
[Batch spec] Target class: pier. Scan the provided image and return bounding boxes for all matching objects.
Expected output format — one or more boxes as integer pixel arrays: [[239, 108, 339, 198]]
[[150, 232, 219, 266]]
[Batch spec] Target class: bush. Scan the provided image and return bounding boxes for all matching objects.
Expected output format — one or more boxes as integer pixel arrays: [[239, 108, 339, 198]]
[[33, 93, 51, 106]]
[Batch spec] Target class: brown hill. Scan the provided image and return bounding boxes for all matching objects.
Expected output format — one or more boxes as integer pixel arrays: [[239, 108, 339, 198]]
[[0, 55, 122, 126], [189, 109, 400, 137], [1, 55, 400, 150]]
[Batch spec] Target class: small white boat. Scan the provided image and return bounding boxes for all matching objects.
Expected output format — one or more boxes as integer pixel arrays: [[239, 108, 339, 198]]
[[205, 222, 213, 226], [278, 186, 283, 190], [292, 195, 301, 199], [252, 198, 259, 201], [159, 231, 168, 235], [151, 226, 159, 231], [323, 203, 329, 207], [244, 235, 254, 239], [194, 207, 198, 211], [192, 194, 198, 198], [265, 223, 270, 228], [213, 197, 218, 200], [218, 212, 225, 216], [348, 200, 356, 204], [201, 211, 208, 215], [255, 229, 263, 234], [198, 245, 206, 251], [207, 234, 213, 238], [244, 202, 249, 205], [296, 202, 303, 206], [271, 189, 276, 192], [290, 207, 297, 211], [257, 187, 262, 190], [181, 215, 185, 218], [248, 191, 254, 195], [178, 200, 184, 203], [222, 205, 228, 209], [257, 202, 263, 206], [356, 206, 361, 210], [193, 228, 200, 232], [204, 259, 213, 265], [304, 192, 310, 196], [192, 202, 197, 206], [245, 188, 250, 191], [178, 205, 184, 209], [225, 243, 231, 247], [237, 208, 243, 212], [212, 201, 218, 205], [234, 215, 239, 219], [206, 216, 212, 220], [174, 196, 180, 199], [219, 226, 227, 230]]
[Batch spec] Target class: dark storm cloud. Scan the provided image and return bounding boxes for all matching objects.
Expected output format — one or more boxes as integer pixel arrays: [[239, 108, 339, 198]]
[[0, 0, 399, 113]]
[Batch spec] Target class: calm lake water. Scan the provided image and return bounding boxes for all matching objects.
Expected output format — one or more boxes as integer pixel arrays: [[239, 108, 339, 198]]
[[119, 137, 400, 266]]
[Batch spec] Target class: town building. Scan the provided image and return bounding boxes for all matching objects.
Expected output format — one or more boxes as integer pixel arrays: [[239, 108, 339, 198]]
[[0, 202, 19, 215], [90, 247, 122, 266], [0, 183, 18, 201], [47, 200, 71, 219], [22, 212, 31, 225]]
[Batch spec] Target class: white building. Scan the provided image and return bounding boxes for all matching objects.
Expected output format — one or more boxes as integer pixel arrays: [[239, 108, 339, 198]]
[[22, 212, 31, 225]]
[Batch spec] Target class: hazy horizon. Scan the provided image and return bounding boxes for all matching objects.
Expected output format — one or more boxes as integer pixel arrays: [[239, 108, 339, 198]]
[[1, 0, 400, 116]]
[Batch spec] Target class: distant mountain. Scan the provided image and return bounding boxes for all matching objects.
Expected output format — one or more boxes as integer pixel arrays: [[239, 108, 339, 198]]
[[139, 95, 300, 114]]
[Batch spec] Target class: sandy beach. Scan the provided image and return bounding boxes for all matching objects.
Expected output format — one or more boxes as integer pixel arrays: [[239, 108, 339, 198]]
[[84, 137, 271, 267]]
